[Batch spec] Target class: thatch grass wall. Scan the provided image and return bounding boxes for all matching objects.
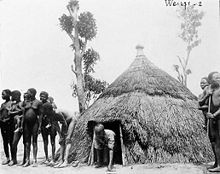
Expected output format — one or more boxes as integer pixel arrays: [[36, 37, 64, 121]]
[[69, 92, 212, 164], [68, 53, 213, 164]]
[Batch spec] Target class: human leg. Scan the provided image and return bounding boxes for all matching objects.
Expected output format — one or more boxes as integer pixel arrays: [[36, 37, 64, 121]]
[[9, 131, 22, 166], [32, 121, 39, 167], [23, 122, 31, 167], [41, 127, 49, 164], [94, 148, 102, 168], [58, 143, 71, 168], [58, 122, 73, 168], [209, 120, 220, 172], [50, 126, 57, 163], [8, 120, 15, 164], [107, 149, 114, 171], [107, 140, 115, 171], [1, 122, 10, 165], [53, 136, 66, 168], [208, 119, 217, 169]]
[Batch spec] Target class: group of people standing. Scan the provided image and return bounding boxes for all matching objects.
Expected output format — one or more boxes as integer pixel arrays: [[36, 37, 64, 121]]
[[0, 88, 78, 168], [198, 71, 220, 172]]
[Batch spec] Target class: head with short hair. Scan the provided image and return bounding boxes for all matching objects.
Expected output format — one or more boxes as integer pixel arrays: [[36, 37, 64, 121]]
[[208, 71, 220, 84], [42, 102, 53, 116], [200, 77, 209, 90], [40, 91, 49, 103], [27, 88, 37, 99], [94, 123, 104, 138], [23, 92, 31, 101], [2, 89, 11, 100], [11, 90, 21, 102]]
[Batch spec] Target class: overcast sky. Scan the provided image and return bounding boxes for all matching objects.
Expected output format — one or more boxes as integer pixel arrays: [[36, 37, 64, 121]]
[[0, 0, 220, 112]]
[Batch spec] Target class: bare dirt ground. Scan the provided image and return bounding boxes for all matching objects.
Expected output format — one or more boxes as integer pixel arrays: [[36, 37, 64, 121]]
[[0, 135, 211, 174]]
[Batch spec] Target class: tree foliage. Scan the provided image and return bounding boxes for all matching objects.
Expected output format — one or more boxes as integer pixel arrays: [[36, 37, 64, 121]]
[[59, 0, 107, 112], [173, 5, 204, 86], [78, 12, 97, 40]]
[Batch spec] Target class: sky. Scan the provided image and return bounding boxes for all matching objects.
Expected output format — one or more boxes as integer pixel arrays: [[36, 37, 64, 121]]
[[0, 0, 220, 112]]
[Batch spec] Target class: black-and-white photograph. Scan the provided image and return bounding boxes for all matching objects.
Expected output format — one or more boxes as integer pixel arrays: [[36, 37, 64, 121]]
[[0, 0, 220, 173]]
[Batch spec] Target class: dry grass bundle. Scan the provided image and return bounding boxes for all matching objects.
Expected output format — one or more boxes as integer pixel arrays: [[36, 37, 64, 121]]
[[68, 48, 212, 164]]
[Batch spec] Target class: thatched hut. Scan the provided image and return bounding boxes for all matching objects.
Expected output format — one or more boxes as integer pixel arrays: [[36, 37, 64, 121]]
[[69, 45, 212, 165]]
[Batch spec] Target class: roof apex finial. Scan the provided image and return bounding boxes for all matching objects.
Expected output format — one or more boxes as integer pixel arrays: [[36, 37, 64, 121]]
[[136, 44, 144, 56]]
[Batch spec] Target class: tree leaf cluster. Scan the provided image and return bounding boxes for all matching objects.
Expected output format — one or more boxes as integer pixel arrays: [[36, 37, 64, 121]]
[[178, 5, 204, 50], [59, 14, 73, 34], [78, 12, 97, 41], [173, 5, 204, 86], [83, 48, 100, 74]]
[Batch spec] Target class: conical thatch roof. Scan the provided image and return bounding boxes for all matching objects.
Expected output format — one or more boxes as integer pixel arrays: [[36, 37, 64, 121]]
[[69, 45, 212, 164]]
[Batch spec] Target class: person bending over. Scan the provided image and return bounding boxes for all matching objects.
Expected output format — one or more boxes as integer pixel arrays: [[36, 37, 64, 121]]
[[93, 123, 115, 172], [41, 103, 78, 168]]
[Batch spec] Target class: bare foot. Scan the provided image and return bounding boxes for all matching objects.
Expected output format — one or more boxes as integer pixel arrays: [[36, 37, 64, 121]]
[[8, 160, 17, 166], [209, 166, 220, 172], [72, 161, 79, 167], [2, 158, 10, 165], [53, 162, 63, 168], [32, 162, 38, 167], [95, 163, 102, 168], [207, 164, 217, 170], [40, 159, 50, 165], [107, 165, 113, 171], [58, 161, 68, 168], [17, 161, 26, 166], [22, 161, 30, 167], [47, 161, 55, 167]]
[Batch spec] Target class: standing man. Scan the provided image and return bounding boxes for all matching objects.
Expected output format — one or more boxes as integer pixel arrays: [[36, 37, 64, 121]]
[[93, 123, 115, 172], [204, 72, 220, 172], [0, 89, 13, 165]]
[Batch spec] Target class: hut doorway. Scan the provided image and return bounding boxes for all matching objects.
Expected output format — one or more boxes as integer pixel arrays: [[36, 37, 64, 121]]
[[88, 121, 124, 165]]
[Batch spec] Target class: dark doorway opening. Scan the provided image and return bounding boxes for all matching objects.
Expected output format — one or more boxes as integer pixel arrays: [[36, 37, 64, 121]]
[[88, 120, 123, 165]]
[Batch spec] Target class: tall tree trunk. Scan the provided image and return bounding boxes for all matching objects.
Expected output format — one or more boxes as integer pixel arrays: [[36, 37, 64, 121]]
[[74, 28, 86, 113]]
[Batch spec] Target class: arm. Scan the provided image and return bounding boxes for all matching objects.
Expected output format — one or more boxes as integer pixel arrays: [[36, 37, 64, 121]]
[[56, 112, 68, 137], [38, 102, 43, 133], [66, 119, 76, 141], [198, 88, 210, 106]]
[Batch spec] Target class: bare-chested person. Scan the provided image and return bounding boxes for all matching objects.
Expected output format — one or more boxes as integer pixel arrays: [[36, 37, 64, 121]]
[[41, 103, 78, 168], [198, 77, 210, 130], [22, 88, 43, 167], [40, 91, 59, 165], [8, 90, 24, 166], [93, 123, 115, 172], [203, 72, 220, 172], [0, 89, 13, 165], [48, 96, 57, 111]]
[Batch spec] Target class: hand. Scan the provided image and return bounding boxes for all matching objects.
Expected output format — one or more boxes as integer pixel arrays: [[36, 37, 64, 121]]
[[38, 128, 41, 134], [19, 127, 23, 133], [207, 87, 213, 95], [206, 112, 214, 119]]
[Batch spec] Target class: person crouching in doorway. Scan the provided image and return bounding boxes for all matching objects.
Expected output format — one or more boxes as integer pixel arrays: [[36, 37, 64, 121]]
[[93, 123, 115, 172]]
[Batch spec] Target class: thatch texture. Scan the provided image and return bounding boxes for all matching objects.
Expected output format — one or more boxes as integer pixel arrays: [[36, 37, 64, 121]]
[[68, 46, 212, 164]]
